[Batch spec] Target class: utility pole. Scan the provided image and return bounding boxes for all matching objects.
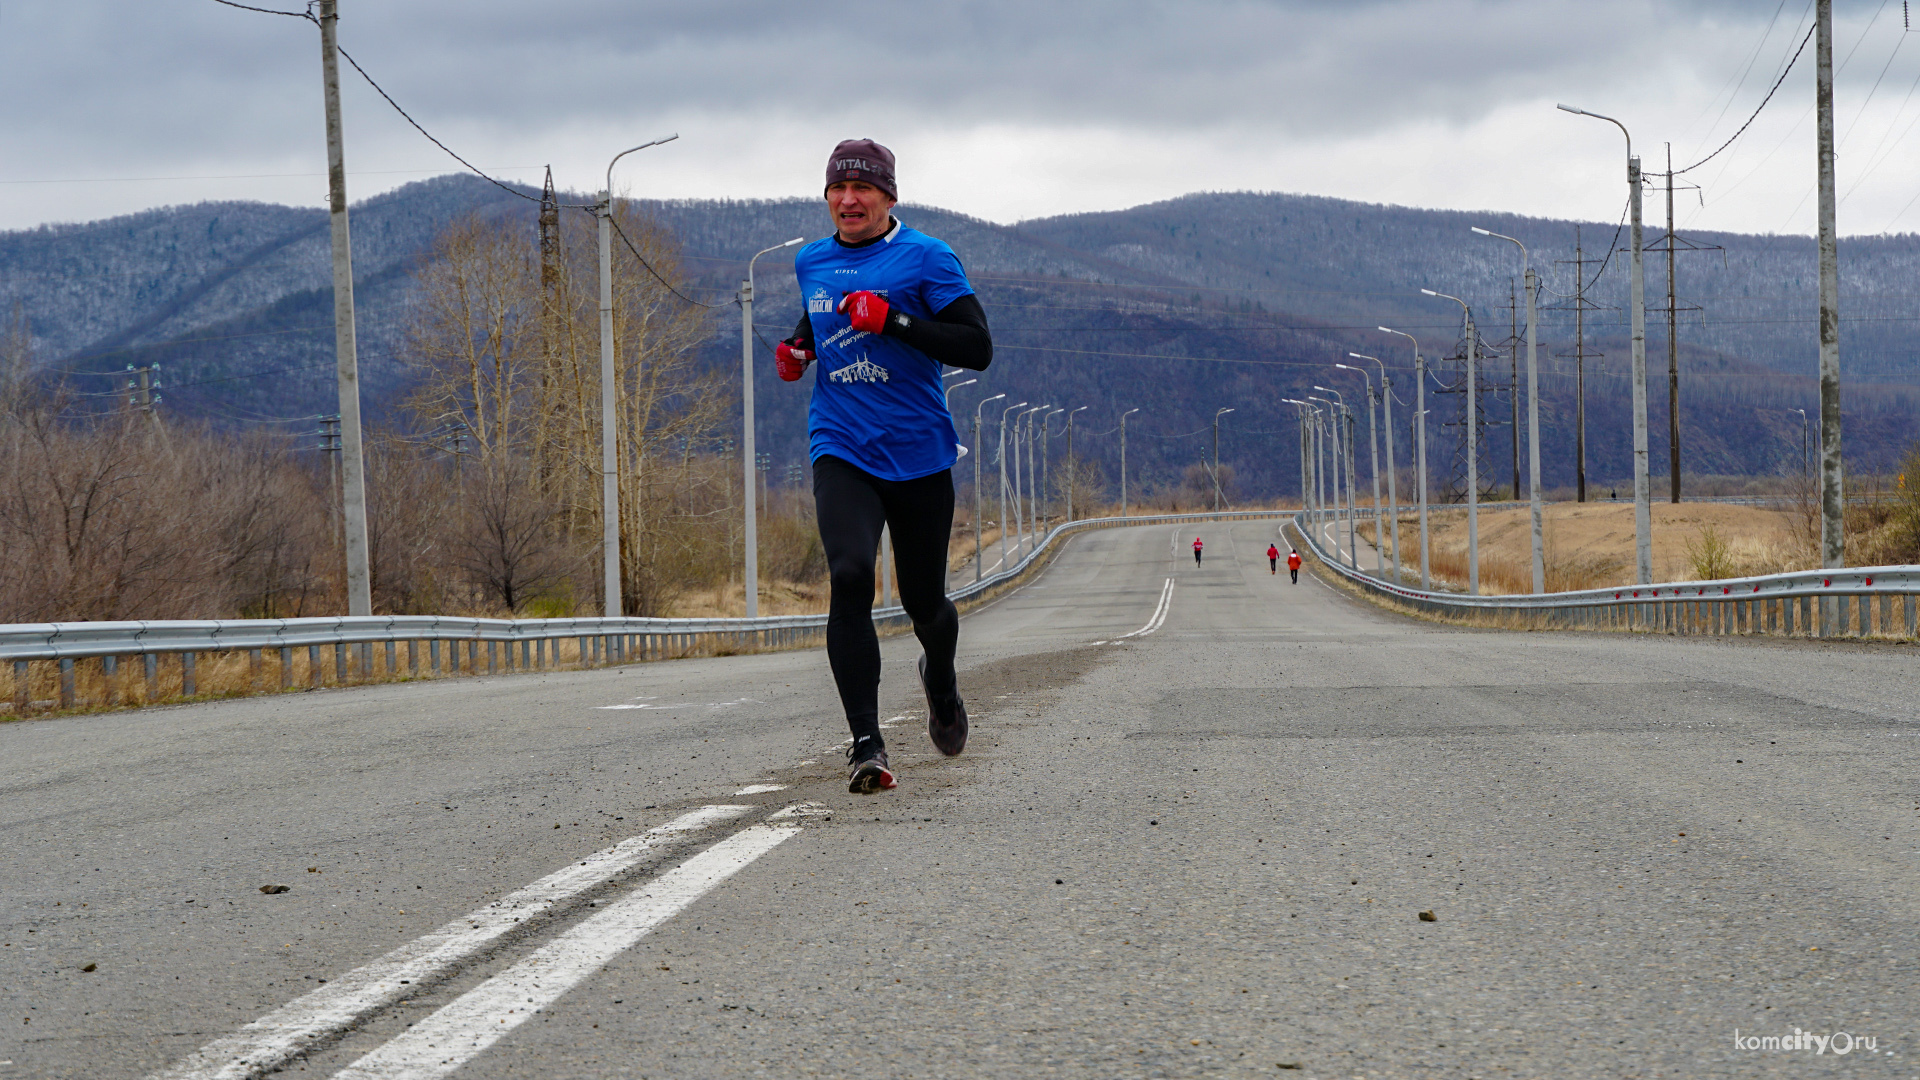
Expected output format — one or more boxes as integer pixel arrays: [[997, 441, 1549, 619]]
[[1336, 363, 1383, 576], [1507, 279, 1521, 499], [1350, 353, 1399, 582], [317, 0, 371, 617], [1576, 231, 1589, 504], [1120, 408, 1141, 516], [316, 414, 342, 541], [1666, 145, 1680, 503], [1816, 0, 1845, 569], [1551, 229, 1610, 504], [1422, 291, 1478, 592], [596, 189, 620, 616], [1378, 327, 1424, 587]]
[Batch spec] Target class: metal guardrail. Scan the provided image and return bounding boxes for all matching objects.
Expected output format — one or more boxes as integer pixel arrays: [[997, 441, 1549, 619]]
[[0, 507, 1291, 713], [1285, 510, 1920, 640]]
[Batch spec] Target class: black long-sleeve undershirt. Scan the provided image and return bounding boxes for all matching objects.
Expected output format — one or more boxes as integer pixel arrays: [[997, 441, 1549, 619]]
[[789, 293, 993, 372]]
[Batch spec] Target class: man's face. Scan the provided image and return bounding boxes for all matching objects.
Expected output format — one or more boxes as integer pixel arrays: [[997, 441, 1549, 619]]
[[827, 180, 896, 243]]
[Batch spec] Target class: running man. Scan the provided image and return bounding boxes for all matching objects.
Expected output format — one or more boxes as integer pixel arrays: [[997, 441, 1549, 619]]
[[1287, 548, 1302, 584], [1267, 543, 1279, 575], [1192, 536, 1204, 566], [776, 139, 992, 794]]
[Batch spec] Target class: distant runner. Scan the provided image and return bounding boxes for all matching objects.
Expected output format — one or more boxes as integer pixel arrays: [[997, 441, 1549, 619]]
[[1287, 548, 1302, 584], [777, 139, 993, 794], [1267, 543, 1280, 575], [1192, 537, 1204, 566]]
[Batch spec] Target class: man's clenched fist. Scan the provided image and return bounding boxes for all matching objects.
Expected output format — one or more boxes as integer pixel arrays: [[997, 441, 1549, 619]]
[[776, 337, 814, 381], [836, 290, 889, 335]]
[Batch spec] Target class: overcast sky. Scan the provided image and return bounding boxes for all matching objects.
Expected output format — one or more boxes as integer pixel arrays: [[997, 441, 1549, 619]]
[[3, 1, 1918, 236]]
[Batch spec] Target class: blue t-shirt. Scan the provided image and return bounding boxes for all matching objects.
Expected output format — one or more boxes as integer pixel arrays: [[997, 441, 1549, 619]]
[[794, 219, 975, 481]]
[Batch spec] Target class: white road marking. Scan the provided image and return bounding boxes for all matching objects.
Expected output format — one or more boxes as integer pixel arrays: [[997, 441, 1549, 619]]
[[1109, 578, 1174, 642], [329, 824, 800, 1080], [731, 783, 789, 795], [147, 806, 750, 1080]]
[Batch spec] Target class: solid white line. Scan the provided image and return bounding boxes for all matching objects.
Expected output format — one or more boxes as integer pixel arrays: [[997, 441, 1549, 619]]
[[1112, 578, 1174, 641], [330, 824, 800, 1080], [731, 783, 788, 795], [148, 806, 750, 1080]]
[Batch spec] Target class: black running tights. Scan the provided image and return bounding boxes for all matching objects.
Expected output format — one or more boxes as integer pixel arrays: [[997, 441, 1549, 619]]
[[813, 454, 959, 744]]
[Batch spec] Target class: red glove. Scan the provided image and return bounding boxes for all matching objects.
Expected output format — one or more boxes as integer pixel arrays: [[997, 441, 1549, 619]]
[[837, 290, 889, 335], [775, 337, 813, 382]]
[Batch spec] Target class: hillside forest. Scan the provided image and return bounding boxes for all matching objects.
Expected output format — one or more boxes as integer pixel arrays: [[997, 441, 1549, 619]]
[[2, 176, 1920, 619]]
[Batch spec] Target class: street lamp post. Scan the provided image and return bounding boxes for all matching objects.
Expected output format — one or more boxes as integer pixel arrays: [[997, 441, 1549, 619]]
[[1561, 102, 1652, 584], [1314, 387, 1356, 569], [1029, 406, 1051, 548], [596, 134, 678, 617], [1421, 290, 1480, 594], [739, 235, 805, 618], [1473, 227, 1546, 594], [973, 393, 1006, 582], [1040, 407, 1065, 539], [1308, 394, 1349, 567], [1349, 353, 1399, 582], [1017, 405, 1047, 555], [1793, 407, 1809, 481], [1336, 362, 1384, 576], [998, 401, 1027, 573], [944, 378, 977, 408], [1283, 400, 1308, 515], [1290, 401, 1320, 522], [1378, 327, 1428, 589], [1120, 409, 1142, 516], [1212, 408, 1235, 510], [1063, 406, 1089, 521]]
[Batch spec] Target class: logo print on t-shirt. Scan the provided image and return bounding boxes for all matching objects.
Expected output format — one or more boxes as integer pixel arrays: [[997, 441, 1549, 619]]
[[829, 356, 890, 384], [807, 287, 834, 314]]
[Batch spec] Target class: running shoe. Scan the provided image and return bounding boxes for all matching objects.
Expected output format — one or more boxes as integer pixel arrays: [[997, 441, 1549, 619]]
[[846, 736, 896, 794], [919, 655, 969, 757]]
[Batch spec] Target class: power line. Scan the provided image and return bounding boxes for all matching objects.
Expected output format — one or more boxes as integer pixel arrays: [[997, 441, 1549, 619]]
[[1677, 20, 1817, 174], [209, 0, 313, 18], [603, 212, 731, 309]]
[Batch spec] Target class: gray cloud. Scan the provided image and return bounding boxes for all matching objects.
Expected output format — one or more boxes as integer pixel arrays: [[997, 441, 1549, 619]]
[[0, 0, 1907, 232]]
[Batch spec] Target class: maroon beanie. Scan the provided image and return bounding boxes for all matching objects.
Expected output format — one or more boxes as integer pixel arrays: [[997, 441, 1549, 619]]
[[825, 139, 897, 200]]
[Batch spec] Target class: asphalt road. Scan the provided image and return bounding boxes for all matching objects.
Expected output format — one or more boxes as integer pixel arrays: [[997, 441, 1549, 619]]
[[5, 520, 1919, 1079]]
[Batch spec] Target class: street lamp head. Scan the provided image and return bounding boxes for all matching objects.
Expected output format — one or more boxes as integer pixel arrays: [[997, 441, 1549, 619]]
[[1557, 103, 1587, 116], [1420, 288, 1439, 297], [1470, 227, 1492, 236], [1346, 352, 1376, 362]]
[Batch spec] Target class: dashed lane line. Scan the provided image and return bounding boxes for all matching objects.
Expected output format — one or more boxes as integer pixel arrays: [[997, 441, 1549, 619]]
[[148, 806, 751, 1080], [329, 823, 801, 1080]]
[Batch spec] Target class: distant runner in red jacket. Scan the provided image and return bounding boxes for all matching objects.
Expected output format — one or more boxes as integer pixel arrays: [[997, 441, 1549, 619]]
[[1287, 548, 1302, 584], [1192, 537, 1203, 566], [1267, 543, 1280, 574]]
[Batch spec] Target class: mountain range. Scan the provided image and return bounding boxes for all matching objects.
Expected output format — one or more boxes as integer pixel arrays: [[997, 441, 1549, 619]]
[[3, 173, 1916, 500]]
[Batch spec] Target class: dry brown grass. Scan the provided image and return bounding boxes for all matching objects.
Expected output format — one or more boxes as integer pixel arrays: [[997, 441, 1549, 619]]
[[1358, 501, 1809, 593]]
